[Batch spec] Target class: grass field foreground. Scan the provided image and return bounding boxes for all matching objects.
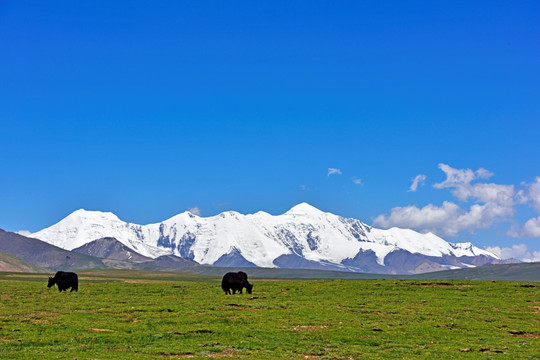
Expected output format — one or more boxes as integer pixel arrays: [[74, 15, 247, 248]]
[[0, 270, 538, 359]]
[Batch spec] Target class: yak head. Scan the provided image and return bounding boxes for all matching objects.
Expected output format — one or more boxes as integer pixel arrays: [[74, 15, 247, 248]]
[[245, 283, 253, 294], [47, 277, 56, 288]]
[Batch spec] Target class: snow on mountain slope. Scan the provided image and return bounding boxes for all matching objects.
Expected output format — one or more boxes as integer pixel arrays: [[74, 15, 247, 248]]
[[153, 210, 290, 267], [448, 242, 496, 257], [29, 203, 499, 272], [29, 209, 169, 258]]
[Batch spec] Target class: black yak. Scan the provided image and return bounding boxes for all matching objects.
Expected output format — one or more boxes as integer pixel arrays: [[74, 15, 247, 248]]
[[47, 271, 78, 292], [221, 271, 253, 295]]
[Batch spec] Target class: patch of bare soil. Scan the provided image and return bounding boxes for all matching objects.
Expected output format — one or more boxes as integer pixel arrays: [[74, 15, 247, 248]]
[[225, 304, 260, 310], [411, 282, 453, 287], [300, 352, 352, 359], [170, 329, 214, 336], [291, 325, 328, 332], [0, 335, 14, 342], [479, 347, 506, 354], [509, 330, 540, 338], [158, 347, 243, 358], [5, 274, 46, 279], [89, 309, 132, 316], [104, 346, 132, 352]]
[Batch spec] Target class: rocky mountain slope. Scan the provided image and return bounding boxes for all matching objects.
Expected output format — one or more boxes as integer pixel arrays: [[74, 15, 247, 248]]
[[72, 237, 152, 262], [0, 250, 47, 273], [0, 229, 109, 271]]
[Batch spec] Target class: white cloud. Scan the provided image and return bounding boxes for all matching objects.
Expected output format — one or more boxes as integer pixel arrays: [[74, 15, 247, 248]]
[[506, 177, 540, 237], [521, 177, 540, 212], [475, 168, 495, 180], [373, 164, 517, 237], [450, 182, 515, 205], [433, 163, 493, 189], [432, 164, 514, 204], [374, 164, 540, 240], [457, 202, 515, 230], [300, 184, 310, 191], [484, 244, 540, 262], [529, 177, 540, 212], [509, 216, 540, 238], [372, 201, 461, 236], [515, 189, 528, 205], [187, 206, 201, 216], [328, 168, 342, 176], [352, 177, 362, 185], [522, 216, 540, 237], [372, 200, 514, 237], [408, 174, 427, 192]]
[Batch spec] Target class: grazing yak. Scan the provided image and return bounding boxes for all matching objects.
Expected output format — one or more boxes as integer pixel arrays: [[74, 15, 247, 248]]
[[221, 271, 253, 295], [47, 271, 78, 292]]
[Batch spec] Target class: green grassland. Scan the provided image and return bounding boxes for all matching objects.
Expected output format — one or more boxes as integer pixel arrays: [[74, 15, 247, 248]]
[[0, 270, 538, 359]]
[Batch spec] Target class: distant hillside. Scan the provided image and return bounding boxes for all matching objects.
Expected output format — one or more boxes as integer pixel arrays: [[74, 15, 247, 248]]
[[0, 229, 109, 271], [160, 262, 540, 281], [139, 255, 199, 270], [173, 265, 395, 279], [410, 262, 540, 281], [0, 250, 47, 273], [72, 238, 200, 270]]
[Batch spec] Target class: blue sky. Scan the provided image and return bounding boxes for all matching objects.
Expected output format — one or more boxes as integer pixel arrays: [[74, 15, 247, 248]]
[[1, 1, 539, 260]]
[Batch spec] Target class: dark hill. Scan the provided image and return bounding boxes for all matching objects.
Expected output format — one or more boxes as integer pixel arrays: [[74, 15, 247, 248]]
[[0, 228, 108, 271], [0, 250, 47, 273], [410, 261, 540, 281], [72, 237, 151, 262], [162, 261, 539, 281], [213, 247, 257, 267], [140, 255, 198, 270]]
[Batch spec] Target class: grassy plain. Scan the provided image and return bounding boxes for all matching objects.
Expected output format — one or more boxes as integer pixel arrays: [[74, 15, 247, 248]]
[[0, 270, 538, 359]]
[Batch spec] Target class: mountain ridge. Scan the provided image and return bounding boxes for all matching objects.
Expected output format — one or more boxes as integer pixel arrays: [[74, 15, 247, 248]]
[[0, 228, 109, 271], [29, 203, 500, 274], [72, 237, 152, 262], [0, 250, 48, 273]]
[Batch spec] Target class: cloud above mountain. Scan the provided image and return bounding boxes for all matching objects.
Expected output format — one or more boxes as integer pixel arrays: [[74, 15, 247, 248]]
[[409, 174, 427, 192], [509, 216, 540, 238], [187, 206, 202, 216], [521, 177, 540, 212], [352, 177, 362, 185], [484, 244, 540, 262], [373, 164, 540, 241], [328, 168, 342, 176]]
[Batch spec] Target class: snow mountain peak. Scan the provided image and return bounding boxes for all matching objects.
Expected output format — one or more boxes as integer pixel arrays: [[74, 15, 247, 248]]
[[286, 202, 324, 215], [64, 209, 123, 224], [29, 203, 499, 274]]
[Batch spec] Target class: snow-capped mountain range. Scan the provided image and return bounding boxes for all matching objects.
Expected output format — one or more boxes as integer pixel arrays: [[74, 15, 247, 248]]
[[29, 203, 500, 274]]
